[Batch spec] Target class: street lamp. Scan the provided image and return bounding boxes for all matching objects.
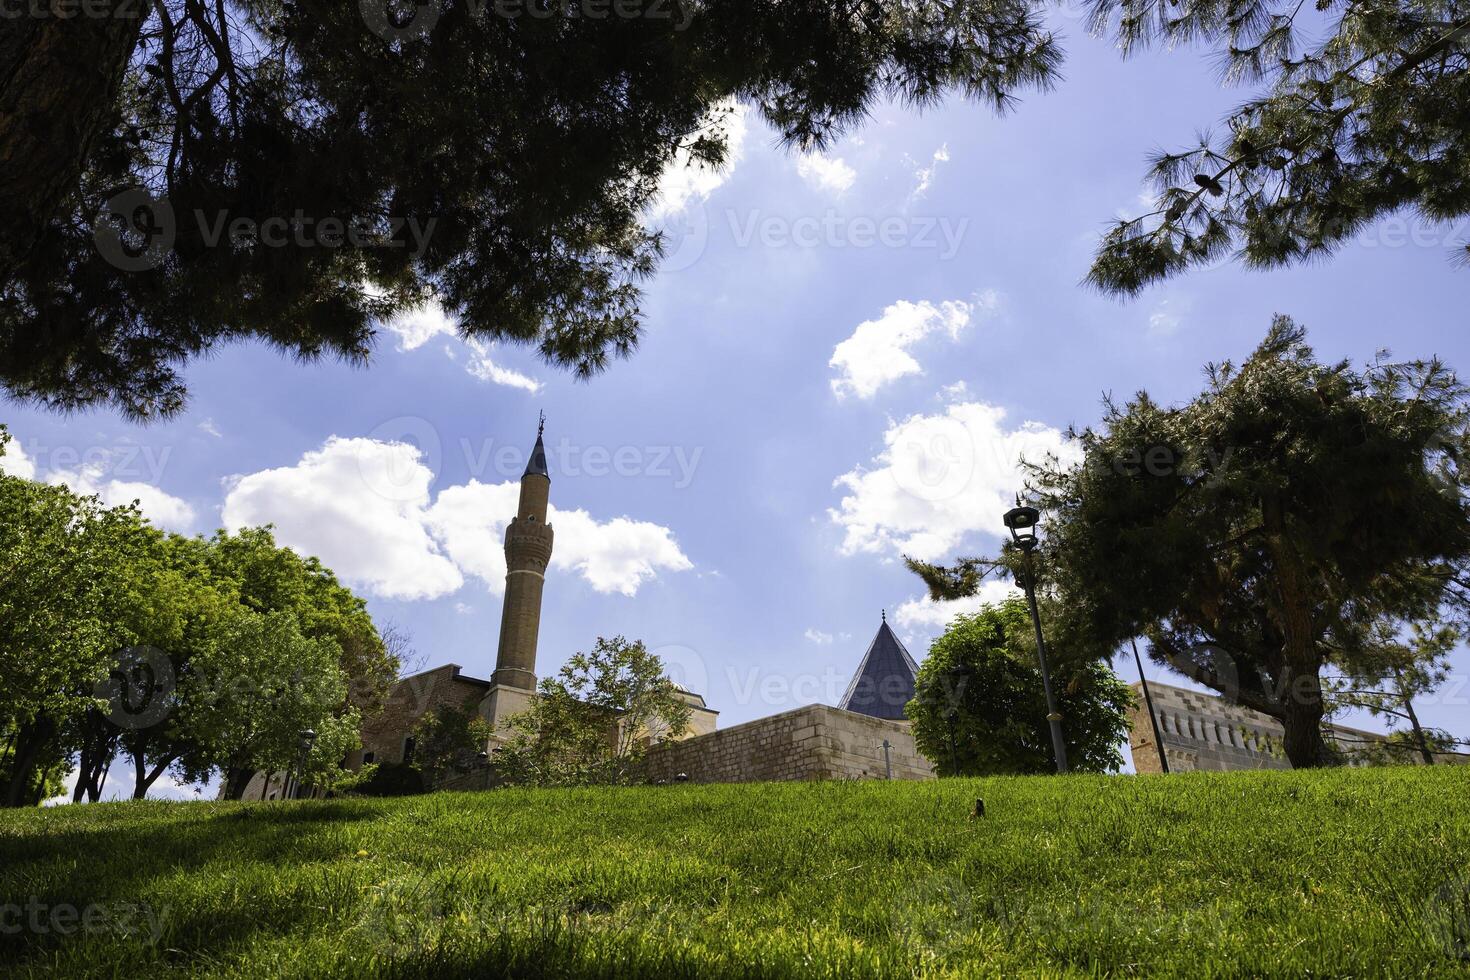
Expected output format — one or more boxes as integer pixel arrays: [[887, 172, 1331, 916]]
[[294, 729, 317, 800], [1003, 506, 1069, 774]]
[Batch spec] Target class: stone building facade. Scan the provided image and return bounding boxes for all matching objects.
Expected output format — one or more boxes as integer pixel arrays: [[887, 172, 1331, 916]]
[[1126, 680, 1398, 773], [643, 703, 934, 783]]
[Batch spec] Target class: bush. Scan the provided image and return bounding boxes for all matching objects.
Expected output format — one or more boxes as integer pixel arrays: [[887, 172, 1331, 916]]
[[349, 762, 425, 797]]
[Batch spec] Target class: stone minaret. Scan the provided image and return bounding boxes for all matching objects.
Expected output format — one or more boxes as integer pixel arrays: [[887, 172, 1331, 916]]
[[490, 416, 554, 698]]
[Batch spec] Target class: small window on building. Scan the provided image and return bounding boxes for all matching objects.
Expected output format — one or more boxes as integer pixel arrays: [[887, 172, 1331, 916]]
[[362, 752, 376, 764], [402, 737, 416, 765]]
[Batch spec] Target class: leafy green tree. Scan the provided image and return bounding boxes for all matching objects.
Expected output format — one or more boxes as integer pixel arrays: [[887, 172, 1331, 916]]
[[205, 527, 397, 715], [293, 714, 366, 798], [1323, 619, 1469, 764], [74, 530, 239, 801], [2, 2, 1061, 418], [910, 319, 1470, 768], [907, 600, 1134, 776], [494, 636, 690, 786], [1348, 727, 1464, 765], [0, 433, 144, 806], [173, 609, 355, 800], [1086, 0, 1470, 293], [410, 698, 493, 790]]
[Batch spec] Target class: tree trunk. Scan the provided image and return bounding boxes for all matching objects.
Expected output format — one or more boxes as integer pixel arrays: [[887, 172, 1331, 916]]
[[73, 711, 117, 803], [127, 744, 179, 800], [0, 6, 147, 269], [1262, 495, 1333, 768], [222, 767, 255, 801], [1393, 666, 1436, 765], [91, 754, 114, 803], [2, 715, 56, 808], [1278, 664, 1331, 768]]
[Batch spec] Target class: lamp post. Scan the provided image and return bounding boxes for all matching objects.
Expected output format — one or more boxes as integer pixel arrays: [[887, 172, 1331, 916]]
[[1131, 637, 1170, 774], [1003, 505, 1068, 774], [294, 729, 317, 800]]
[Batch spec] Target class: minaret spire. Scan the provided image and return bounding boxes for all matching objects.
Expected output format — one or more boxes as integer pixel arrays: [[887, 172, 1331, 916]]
[[491, 417, 555, 693]]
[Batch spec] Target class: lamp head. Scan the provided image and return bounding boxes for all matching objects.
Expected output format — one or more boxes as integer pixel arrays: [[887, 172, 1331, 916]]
[[1003, 505, 1041, 551]]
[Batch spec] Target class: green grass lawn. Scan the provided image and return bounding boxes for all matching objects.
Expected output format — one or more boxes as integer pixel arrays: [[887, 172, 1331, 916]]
[[2, 766, 1469, 978]]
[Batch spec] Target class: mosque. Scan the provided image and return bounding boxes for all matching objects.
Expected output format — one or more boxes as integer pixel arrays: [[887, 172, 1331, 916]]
[[242, 421, 936, 798]]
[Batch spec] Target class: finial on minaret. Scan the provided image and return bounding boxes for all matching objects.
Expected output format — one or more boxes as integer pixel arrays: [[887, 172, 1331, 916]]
[[524, 413, 550, 479], [881, 609, 886, 623]]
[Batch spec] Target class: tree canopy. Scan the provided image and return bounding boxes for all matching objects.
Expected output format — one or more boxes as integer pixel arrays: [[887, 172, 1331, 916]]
[[2, 1, 1061, 418], [493, 636, 690, 786], [410, 696, 493, 791], [907, 599, 1134, 776], [909, 318, 1470, 768], [1086, 0, 1470, 293], [0, 433, 397, 805]]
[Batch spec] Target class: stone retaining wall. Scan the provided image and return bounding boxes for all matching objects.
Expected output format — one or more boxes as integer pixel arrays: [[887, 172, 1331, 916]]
[[643, 703, 935, 783]]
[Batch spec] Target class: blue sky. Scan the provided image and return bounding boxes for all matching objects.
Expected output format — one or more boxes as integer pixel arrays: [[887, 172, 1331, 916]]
[[6, 12, 1468, 792]]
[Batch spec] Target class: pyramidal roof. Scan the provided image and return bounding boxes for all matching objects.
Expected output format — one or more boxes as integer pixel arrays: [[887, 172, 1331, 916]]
[[839, 615, 920, 720], [523, 433, 549, 478]]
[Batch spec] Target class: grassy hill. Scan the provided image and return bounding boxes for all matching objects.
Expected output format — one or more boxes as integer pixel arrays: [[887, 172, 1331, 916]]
[[2, 766, 1468, 978]]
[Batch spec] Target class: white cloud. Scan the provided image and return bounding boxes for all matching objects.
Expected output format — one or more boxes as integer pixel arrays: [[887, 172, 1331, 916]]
[[894, 579, 1020, 630], [938, 380, 969, 402], [381, 297, 543, 391], [0, 435, 35, 480], [1, 428, 194, 529], [647, 100, 750, 221], [1148, 297, 1189, 336], [830, 401, 1079, 561], [384, 300, 457, 351], [198, 418, 222, 439], [464, 339, 543, 393], [425, 480, 693, 597], [804, 628, 834, 645], [909, 143, 950, 202], [830, 296, 997, 400], [454, 602, 474, 615], [222, 439, 691, 602], [222, 437, 464, 601], [795, 154, 857, 194], [49, 463, 196, 531]]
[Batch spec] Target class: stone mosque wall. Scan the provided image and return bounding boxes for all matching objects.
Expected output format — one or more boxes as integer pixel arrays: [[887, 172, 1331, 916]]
[[642, 703, 935, 783]]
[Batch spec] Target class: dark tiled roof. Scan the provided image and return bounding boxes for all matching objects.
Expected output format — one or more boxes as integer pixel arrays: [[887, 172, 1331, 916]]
[[524, 433, 550, 478], [839, 619, 920, 720]]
